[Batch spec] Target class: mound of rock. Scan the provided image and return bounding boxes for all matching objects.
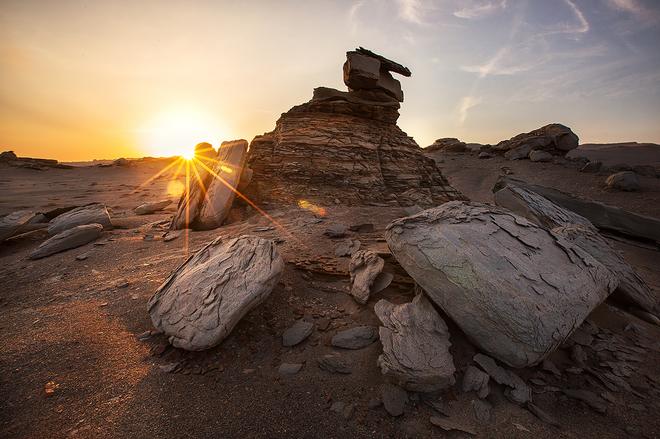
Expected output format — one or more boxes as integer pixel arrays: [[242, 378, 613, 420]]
[[148, 235, 283, 350], [385, 201, 617, 368], [0, 150, 72, 170], [606, 171, 640, 192], [492, 124, 579, 160], [425, 138, 467, 153], [245, 48, 464, 208]]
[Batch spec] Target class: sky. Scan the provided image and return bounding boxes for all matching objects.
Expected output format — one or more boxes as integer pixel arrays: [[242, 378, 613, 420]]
[[1, 0, 659, 161]]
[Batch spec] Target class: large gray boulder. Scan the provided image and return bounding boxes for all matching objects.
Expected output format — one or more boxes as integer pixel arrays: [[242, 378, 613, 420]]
[[29, 224, 103, 259], [385, 201, 617, 368], [494, 184, 656, 312], [48, 204, 112, 235], [148, 235, 284, 350], [375, 294, 455, 392]]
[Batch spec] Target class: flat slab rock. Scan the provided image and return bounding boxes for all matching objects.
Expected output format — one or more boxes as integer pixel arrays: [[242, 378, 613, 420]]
[[282, 320, 314, 347], [375, 294, 456, 392], [29, 223, 103, 259], [494, 184, 656, 312], [48, 204, 112, 235], [134, 200, 172, 215], [148, 235, 283, 350], [331, 326, 378, 349], [385, 201, 617, 368]]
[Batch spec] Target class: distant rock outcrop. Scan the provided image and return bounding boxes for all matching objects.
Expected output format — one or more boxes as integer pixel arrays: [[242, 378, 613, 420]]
[[0, 150, 72, 170], [245, 48, 464, 208], [492, 124, 579, 160], [425, 138, 467, 153]]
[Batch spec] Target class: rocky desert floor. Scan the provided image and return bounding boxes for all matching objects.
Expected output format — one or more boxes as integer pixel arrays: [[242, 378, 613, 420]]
[[1, 151, 659, 439]]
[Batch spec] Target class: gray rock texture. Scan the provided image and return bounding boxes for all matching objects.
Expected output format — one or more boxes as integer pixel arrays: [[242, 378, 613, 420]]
[[375, 294, 455, 392], [148, 235, 283, 350], [348, 250, 385, 304], [494, 184, 656, 312], [48, 204, 112, 235], [0, 210, 37, 242], [385, 201, 617, 367], [134, 200, 172, 215], [493, 123, 579, 156], [331, 326, 378, 349], [29, 223, 103, 259], [282, 320, 314, 347]]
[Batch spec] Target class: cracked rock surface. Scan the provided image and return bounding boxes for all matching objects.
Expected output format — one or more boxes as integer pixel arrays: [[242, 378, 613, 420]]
[[148, 235, 284, 350], [385, 201, 617, 367]]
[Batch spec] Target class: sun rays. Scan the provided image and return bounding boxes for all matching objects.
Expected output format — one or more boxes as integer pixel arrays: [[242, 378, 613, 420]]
[[134, 143, 308, 256]]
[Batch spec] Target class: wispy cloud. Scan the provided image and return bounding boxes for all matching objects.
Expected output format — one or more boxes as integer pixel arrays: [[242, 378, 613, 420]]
[[607, 0, 660, 25], [396, 0, 424, 24], [559, 0, 590, 34], [457, 95, 482, 124], [453, 1, 507, 20], [347, 1, 364, 34]]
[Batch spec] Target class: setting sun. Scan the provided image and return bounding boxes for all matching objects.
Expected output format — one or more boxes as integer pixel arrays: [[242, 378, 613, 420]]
[[138, 109, 228, 159]]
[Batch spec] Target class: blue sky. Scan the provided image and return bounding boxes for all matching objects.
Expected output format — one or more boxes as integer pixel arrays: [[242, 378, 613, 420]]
[[1, 0, 659, 160]]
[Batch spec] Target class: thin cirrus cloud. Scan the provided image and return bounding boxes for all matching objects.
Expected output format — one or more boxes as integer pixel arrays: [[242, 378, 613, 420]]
[[453, 0, 507, 20], [395, 0, 425, 25], [607, 0, 660, 25], [457, 95, 482, 124]]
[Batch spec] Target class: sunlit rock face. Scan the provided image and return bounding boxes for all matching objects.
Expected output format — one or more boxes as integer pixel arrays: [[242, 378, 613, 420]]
[[246, 48, 464, 207]]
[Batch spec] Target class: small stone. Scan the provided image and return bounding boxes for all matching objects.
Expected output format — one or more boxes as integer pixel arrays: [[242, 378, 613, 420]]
[[278, 363, 303, 375], [462, 365, 490, 398], [159, 362, 179, 373], [324, 224, 347, 238], [527, 402, 560, 426], [282, 320, 314, 347], [472, 399, 492, 423], [318, 355, 351, 374], [331, 326, 378, 349], [478, 151, 493, 159], [381, 383, 407, 417], [542, 359, 561, 377], [367, 398, 382, 409], [430, 417, 477, 436], [606, 171, 640, 192], [75, 252, 90, 261]]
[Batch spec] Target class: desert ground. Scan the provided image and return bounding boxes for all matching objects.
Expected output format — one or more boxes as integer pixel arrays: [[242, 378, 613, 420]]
[[1, 143, 659, 439]]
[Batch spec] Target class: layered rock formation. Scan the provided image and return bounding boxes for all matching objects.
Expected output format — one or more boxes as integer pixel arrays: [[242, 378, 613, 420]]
[[246, 48, 464, 207], [491, 124, 579, 160]]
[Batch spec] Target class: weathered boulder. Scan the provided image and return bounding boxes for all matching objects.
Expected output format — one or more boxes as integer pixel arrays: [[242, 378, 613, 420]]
[[606, 171, 640, 192], [171, 140, 249, 230], [462, 365, 490, 398], [29, 224, 103, 259], [375, 294, 456, 392], [134, 200, 172, 215], [493, 124, 579, 157], [48, 204, 112, 235], [148, 235, 284, 350], [493, 184, 656, 312], [0, 150, 17, 161], [0, 210, 37, 242], [385, 201, 617, 367], [348, 250, 385, 304], [425, 138, 467, 153], [331, 326, 379, 349], [493, 176, 660, 243], [282, 320, 314, 347]]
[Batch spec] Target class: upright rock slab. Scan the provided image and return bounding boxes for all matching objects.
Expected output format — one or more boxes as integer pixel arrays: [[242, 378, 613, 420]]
[[148, 235, 284, 350], [29, 223, 103, 259], [48, 204, 112, 235], [171, 141, 249, 231], [385, 202, 617, 368], [375, 294, 456, 392]]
